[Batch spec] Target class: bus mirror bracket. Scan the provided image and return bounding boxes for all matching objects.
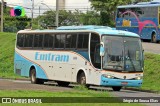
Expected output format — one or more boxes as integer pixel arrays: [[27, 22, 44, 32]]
[[100, 42, 104, 57]]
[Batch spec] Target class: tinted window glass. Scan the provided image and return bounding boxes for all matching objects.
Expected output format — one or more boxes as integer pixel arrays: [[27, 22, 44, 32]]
[[66, 34, 77, 48], [83, 34, 89, 48], [24, 34, 33, 47], [33, 34, 43, 48], [55, 34, 65, 48], [90, 33, 100, 68], [17, 34, 24, 47], [44, 34, 54, 48], [117, 7, 158, 18], [78, 33, 89, 49]]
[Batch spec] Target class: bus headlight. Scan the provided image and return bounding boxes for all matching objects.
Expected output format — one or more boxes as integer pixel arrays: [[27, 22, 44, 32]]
[[102, 74, 114, 79], [135, 76, 143, 80]]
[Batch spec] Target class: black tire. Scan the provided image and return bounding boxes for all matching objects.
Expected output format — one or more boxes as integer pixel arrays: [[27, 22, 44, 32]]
[[141, 39, 144, 42], [57, 81, 70, 87], [30, 69, 44, 84], [78, 72, 90, 88], [112, 86, 122, 91], [37, 79, 44, 84], [151, 33, 157, 43]]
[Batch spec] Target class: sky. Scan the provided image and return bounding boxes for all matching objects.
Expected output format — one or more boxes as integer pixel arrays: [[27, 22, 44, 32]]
[[4, 0, 91, 17]]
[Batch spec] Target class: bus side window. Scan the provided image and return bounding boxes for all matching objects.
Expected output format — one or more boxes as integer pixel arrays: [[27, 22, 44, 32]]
[[33, 34, 44, 49], [17, 34, 24, 47], [77, 33, 89, 49], [66, 34, 77, 49], [44, 34, 54, 49], [55, 34, 65, 49], [24, 34, 33, 48]]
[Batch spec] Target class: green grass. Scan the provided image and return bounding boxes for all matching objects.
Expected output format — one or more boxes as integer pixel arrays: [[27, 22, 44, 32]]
[[0, 89, 110, 97], [0, 90, 143, 106], [0, 32, 18, 78], [0, 103, 142, 106], [141, 53, 160, 91]]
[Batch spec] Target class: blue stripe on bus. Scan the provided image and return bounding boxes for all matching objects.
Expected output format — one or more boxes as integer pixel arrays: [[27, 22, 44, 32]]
[[74, 51, 90, 61], [14, 52, 48, 79], [100, 75, 142, 87]]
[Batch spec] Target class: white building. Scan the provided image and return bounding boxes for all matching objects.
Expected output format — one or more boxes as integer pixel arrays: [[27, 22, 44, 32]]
[[41, 0, 91, 11], [61, 0, 91, 10]]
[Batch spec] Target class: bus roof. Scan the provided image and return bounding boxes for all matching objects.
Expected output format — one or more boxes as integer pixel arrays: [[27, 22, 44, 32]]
[[56, 25, 113, 30], [118, 1, 160, 8], [18, 25, 139, 38]]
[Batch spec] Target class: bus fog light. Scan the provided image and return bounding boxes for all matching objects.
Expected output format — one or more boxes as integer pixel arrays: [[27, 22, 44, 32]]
[[135, 76, 142, 80]]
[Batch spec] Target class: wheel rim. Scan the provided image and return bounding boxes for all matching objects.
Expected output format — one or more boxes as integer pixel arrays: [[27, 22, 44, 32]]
[[31, 72, 35, 82], [80, 76, 86, 84], [152, 34, 156, 42]]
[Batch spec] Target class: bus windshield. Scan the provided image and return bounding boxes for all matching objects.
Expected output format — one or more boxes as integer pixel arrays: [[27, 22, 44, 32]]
[[102, 36, 143, 72]]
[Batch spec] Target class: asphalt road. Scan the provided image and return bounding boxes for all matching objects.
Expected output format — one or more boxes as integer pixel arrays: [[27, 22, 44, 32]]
[[142, 42, 160, 54], [0, 79, 160, 106]]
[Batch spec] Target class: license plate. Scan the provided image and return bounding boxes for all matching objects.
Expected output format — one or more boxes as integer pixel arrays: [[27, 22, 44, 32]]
[[121, 82, 128, 85]]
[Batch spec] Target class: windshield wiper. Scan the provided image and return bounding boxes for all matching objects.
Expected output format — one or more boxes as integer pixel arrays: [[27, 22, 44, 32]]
[[128, 50, 136, 71]]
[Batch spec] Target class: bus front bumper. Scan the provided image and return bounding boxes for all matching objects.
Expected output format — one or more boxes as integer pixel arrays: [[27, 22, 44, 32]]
[[100, 76, 142, 87]]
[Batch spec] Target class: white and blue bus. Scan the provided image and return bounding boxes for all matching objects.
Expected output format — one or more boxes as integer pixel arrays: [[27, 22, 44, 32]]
[[14, 25, 144, 91]]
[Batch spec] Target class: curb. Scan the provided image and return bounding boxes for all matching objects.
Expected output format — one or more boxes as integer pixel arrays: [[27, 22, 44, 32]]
[[123, 87, 159, 94], [0, 77, 29, 81]]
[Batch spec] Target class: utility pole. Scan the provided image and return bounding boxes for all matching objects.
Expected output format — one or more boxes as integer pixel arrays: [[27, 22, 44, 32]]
[[31, 0, 34, 29], [38, 6, 40, 29], [39, 6, 40, 16], [1, 0, 4, 32], [56, 0, 59, 27]]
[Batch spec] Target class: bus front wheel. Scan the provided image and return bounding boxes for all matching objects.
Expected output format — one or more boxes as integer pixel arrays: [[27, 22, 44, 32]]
[[112, 86, 122, 91], [78, 72, 90, 88], [30, 69, 44, 84]]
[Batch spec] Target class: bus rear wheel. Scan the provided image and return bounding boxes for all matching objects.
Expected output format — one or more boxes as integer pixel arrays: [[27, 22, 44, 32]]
[[112, 86, 122, 91], [151, 33, 157, 43], [57, 81, 70, 87], [30, 69, 44, 84], [78, 72, 90, 88]]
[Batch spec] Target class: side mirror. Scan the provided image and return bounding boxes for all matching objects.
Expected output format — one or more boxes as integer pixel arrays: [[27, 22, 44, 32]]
[[100, 42, 104, 56]]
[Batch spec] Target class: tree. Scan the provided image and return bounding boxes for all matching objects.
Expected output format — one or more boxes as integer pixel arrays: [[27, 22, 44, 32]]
[[78, 11, 101, 25], [91, 0, 132, 26], [33, 10, 101, 29], [3, 7, 29, 32]]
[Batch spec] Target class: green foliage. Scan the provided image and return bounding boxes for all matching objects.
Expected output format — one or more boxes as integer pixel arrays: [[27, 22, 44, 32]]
[[3, 7, 29, 32], [33, 10, 101, 29], [74, 85, 89, 91], [0, 90, 142, 106], [91, 0, 132, 26], [0, 90, 144, 106], [32, 0, 152, 28], [0, 90, 110, 97], [0, 32, 21, 78], [91, 0, 151, 26], [142, 53, 160, 91]]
